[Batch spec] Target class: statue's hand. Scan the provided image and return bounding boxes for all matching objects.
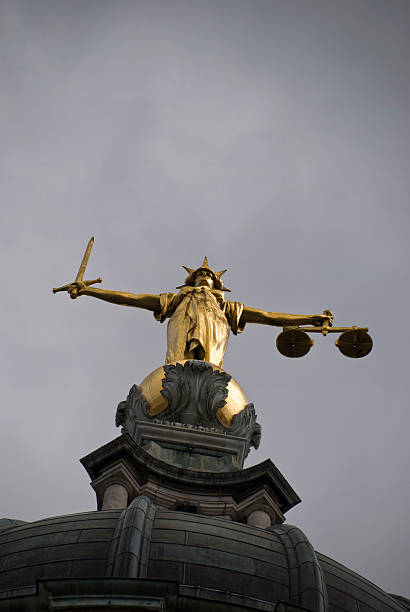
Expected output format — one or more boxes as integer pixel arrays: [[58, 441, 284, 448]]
[[68, 281, 86, 299], [312, 312, 333, 327]]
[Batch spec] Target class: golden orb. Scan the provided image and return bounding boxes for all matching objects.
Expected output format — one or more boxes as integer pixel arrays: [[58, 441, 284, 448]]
[[139, 360, 248, 428]]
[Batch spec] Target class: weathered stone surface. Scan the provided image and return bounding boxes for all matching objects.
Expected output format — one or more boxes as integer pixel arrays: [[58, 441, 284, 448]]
[[0, 579, 178, 612], [0, 520, 27, 533], [106, 495, 156, 579], [183, 563, 288, 603], [0, 511, 119, 593], [318, 552, 406, 612], [102, 483, 129, 510], [0, 507, 407, 611], [272, 524, 327, 612], [185, 531, 285, 566], [247, 510, 272, 529], [81, 434, 299, 523], [132, 420, 247, 471], [160, 360, 232, 427]]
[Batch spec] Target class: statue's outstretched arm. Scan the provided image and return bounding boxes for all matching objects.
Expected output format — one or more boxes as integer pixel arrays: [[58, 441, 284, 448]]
[[240, 305, 332, 327], [70, 282, 161, 312]]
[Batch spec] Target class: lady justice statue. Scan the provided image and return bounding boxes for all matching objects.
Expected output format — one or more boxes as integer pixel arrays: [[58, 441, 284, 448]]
[[54, 238, 331, 369], [53, 238, 369, 466]]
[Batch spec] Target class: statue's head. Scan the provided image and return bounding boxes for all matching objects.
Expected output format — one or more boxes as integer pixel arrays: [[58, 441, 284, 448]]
[[193, 269, 215, 289], [176, 257, 231, 292]]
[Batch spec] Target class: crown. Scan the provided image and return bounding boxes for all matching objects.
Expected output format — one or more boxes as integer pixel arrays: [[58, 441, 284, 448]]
[[176, 257, 230, 292]]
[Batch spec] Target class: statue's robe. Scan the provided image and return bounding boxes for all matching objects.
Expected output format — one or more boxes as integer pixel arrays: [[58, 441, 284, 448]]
[[154, 286, 245, 368]]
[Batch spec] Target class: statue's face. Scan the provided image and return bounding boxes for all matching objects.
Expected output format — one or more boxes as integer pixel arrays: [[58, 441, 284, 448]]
[[194, 270, 214, 288]]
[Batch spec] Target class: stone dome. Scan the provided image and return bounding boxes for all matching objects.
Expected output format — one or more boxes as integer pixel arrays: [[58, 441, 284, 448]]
[[0, 498, 407, 611]]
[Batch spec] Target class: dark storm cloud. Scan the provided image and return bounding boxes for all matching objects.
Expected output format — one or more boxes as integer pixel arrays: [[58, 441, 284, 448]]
[[0, 0, 409, 596]]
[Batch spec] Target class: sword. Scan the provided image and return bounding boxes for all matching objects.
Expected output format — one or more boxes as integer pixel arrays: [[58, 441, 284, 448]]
[[53, 236, 102, 297]]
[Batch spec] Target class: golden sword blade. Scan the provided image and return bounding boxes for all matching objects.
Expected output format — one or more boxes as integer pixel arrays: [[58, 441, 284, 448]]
[[75, 236, 94, 282], [52, 236, 102, 294]]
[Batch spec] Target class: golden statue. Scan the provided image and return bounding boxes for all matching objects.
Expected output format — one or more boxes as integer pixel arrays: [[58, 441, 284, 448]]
[[53, 238, 332, 368]]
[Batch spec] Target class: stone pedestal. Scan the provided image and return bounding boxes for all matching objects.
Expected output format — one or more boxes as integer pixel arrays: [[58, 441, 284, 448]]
[[115, 360, 261, 471], [129, 420, 248, 471], [81, 433, 300, 525], [82, 360, 300, 526]]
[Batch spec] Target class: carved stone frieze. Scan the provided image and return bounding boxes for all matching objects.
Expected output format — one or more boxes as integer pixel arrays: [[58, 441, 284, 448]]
[[115, 384, 150, 436], [160, 360, 230, 428], [230, 402, 261, 453]]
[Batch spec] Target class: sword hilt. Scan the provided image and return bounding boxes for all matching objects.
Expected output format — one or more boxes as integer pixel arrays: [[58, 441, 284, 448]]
[[52, 277, 102, 295]]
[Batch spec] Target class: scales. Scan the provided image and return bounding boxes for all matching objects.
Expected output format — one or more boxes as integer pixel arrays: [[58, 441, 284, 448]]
[[276, 310, 373, 358]]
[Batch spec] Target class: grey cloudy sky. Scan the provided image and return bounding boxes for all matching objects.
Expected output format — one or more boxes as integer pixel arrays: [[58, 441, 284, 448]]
[[1, 0, 409, 597]]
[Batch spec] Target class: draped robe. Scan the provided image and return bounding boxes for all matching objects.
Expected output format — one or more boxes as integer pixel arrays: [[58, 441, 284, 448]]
[[154, 286, 245, 368]]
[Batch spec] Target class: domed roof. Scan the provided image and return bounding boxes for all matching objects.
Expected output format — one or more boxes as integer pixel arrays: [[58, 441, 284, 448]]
[[0, 509, 121, 595], [317, 552, 408, 612], [0, 497, 406, 611]]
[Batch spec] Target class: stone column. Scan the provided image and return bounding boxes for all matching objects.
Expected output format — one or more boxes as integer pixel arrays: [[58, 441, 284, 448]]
[[246, 509, 272, 529], [102, 483, 129, 510]]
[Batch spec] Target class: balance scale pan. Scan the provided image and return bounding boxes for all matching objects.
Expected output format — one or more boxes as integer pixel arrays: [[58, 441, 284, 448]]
[[335, 330, 373, 358], [276, 329, 314, 358]]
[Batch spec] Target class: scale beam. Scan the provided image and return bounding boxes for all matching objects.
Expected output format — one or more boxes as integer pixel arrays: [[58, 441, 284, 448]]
[[277, 315, 373, 359], [286, 326, 369, 334]]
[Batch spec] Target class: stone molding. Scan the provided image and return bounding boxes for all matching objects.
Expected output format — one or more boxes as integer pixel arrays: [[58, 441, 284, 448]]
[[129, 420, 247, 471], [81, 434, 300, 524], [272, 524, 328, 612], [106, 495, 156, 578]]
